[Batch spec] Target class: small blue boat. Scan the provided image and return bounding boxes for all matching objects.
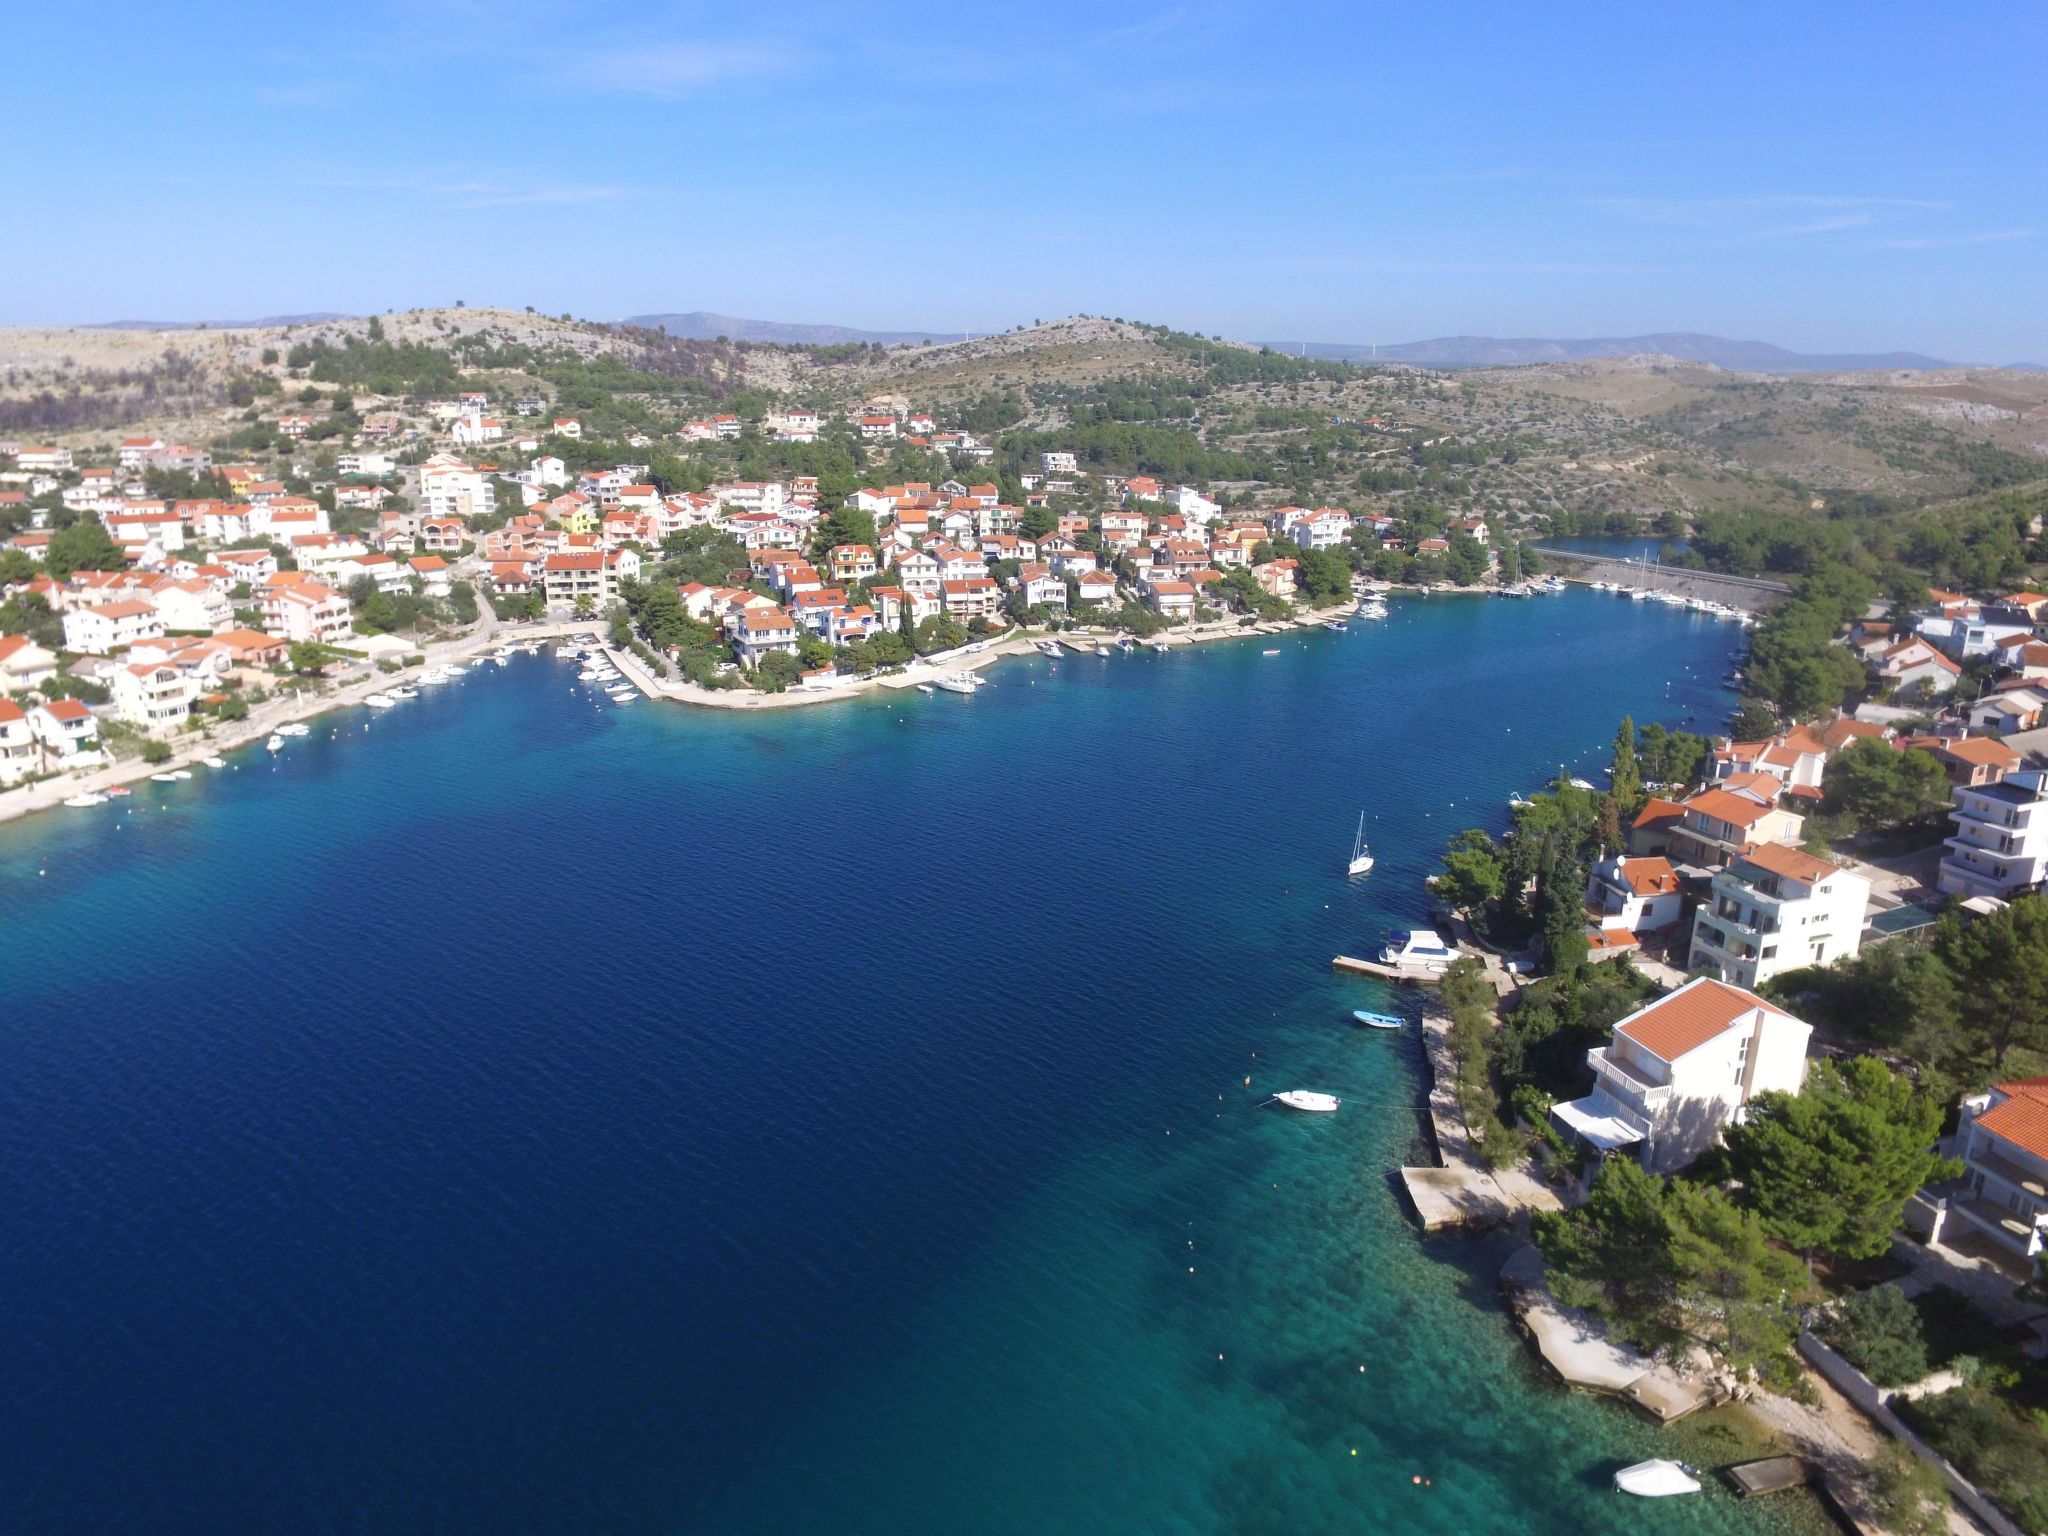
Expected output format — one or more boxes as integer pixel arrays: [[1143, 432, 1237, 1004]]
[[1352, 1010, 1404, 1030]]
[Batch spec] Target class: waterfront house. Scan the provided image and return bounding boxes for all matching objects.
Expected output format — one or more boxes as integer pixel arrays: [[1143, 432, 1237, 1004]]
[[1688, 844, 1869, 990], [1290, 508, 1352, 551], [1012, 563, 1067, 612], [1551, 977, 1813, 1175], [28, 698, 100, 764], [1075, 570, 1119, 609], [941, 577, 1001, 621], [1937, 767, 2048, 900], [0, 699, 36, 783], [730, 606, 801, 667], [1253, 559, 1299, 599], [0, 634, 59, 690], [111, 661, 198, 733], [261, 580, 354, 644], [1582, 853, 1685, 943], [542, 548, 639, 609], [1146, 580, 1196, 620]]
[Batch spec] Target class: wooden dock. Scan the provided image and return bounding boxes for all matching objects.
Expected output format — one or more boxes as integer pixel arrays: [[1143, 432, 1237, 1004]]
[[1725, 1457, 1810, 1497]]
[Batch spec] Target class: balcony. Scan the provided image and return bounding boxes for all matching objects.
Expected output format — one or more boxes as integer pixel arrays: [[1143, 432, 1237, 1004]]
[[1588, 1047, 1672, 1112]]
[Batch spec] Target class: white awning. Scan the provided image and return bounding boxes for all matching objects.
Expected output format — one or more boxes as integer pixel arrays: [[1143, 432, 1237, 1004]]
[[1554, 1095, 1646, 1152]]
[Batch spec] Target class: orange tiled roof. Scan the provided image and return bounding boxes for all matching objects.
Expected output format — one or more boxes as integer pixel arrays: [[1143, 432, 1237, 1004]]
[[1618, 978, 1784, 1062]]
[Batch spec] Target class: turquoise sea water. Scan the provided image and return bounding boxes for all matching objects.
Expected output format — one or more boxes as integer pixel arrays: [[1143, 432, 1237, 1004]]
[[0, 592, 1825, 1535]]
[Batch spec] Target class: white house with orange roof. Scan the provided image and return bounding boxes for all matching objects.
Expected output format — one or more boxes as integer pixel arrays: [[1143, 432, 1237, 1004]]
[[261, 580, 354, 644], [63, 599, 164, 655], [1935, 1076, 2048, 1267], [1583, 853, 1686, 942], [111, 661, 199, 733], [0, 634, 59, 690], [1663, 784, 1805, 870], [150, 579, 232, 633], [0, 699, 36, 782], [1877, 637, 1961, 695], [729, 605, 801, 666], [1688, 843, 1869, 989], [28, 697, 101, 765], [1551, 977, 1813, 1173]]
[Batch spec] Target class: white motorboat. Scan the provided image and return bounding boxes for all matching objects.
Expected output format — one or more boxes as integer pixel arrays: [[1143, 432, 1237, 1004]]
[[201, 756, 227, 768], [169, 769, 193, 781], [1380, 928, 1457, 974], [554, 645, 583, 659], [1346, 813, 1375, 877], [1352, 1010, 1404, 1030], [1262, 648, 1281, 656], [150, 772, 180, 782], [933, 674, 977, 695], [277, 723, 311, 737], [1324, 621, 1348, 633], [606, 685, 637, 698], [63, 792, 108, 807], [916, 684, 936, 694], [265, 734, 284, 752], [1034, 639, 1063, 657], [1613, 1461, 1700, 1498], [441, 664, 467, 675], [388, 686, 418, 700], [365, 693, 397, 708], [1568, 776, 1596, 791], [1508, 793, 1533, 809], [1272, 1090, 1341, 1113], [1147, 638, 1171, 651]]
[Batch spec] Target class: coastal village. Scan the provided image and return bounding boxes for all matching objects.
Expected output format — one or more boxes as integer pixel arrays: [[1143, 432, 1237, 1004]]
[[5, 337, 2048, 1536]]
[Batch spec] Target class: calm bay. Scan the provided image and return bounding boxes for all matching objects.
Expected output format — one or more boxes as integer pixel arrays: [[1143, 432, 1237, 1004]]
[[0, 591, 1829, 1535]]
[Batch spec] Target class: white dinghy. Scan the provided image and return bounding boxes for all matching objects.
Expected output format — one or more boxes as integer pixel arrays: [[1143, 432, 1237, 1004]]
[[1613, 1460, 1701, 1497]]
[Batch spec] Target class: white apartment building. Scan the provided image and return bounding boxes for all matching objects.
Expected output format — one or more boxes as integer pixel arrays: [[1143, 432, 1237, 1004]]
[[417, 454, 494, 523], [63, 599, 164, 654], [1931, 1076, 2048, 1267], [1688, 844, 1871, 990], [1552, 977, 1813, 1174], [261, 581, 354, 644], [1583, 853, 1685, 936], [112, 662, 199, 733], [1938, 767, 2048, 901]]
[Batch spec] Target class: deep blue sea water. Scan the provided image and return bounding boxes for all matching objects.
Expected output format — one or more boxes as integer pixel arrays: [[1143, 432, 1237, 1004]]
[[0, 592, 1820, 1535]]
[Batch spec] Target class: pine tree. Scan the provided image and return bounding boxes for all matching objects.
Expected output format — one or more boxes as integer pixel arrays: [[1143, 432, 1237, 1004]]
[[1609, 716, 1642, 813]]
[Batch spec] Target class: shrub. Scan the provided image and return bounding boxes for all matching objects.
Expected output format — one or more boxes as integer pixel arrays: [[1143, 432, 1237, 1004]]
[[1823, 1284, 1927, 1386], [1897, 1386, 2048, 1533], [139, 740, 172, 765]]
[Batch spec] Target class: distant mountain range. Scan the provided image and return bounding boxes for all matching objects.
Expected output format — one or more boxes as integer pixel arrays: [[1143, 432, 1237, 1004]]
[[620, 311, 969, 347], [65, 310, 2036, 373], [84, 314, 352, 330], [1270, 332, 1962, 374]]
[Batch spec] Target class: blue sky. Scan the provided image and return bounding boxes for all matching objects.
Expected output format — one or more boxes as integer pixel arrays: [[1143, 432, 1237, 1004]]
[[7, 1, 2045, 359]]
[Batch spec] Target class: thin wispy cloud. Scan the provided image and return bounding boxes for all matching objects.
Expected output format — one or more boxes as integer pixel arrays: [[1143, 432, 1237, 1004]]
[[573, 40, 804, 99], [1878, 227, 2033, 251], [1587, 193, 1945, 242], [1087, 8, 1188, 48]]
